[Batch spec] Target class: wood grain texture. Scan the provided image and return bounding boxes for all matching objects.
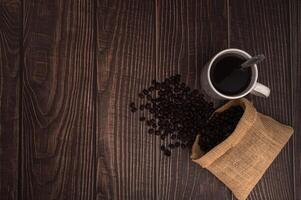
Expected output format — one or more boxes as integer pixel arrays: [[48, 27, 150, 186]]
[[0, 0, 300, 199], [0, 0, 21, 199], [156, 0, 231, 199], [96, 0, 157, 199], [291, 0, 301, 199], [21, 0, 96, 199], [229, 0, 294, 199]]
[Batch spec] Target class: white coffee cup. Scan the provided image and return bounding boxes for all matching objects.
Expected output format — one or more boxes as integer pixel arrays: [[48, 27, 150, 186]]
[[201, 48, 270, 100]]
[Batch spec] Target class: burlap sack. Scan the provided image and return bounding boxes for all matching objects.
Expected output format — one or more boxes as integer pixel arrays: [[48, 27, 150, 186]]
[[191, 98, 293, 200]]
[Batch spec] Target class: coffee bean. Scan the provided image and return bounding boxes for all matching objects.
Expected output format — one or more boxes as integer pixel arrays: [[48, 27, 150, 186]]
[[149, 86, 155, 91], [143, 89, 149, 95], [138, 93, 144, 98], [154, 82, 160, 90], [140, 105, 145, 110], [147, 95, 152, 100], [145, 103, 151, 109], [155, 130, 161, 135], [146, 120, 152, 126], [131, 107, 137, 112], [164, 149, 171, 156], [148, 129, 154, 134]]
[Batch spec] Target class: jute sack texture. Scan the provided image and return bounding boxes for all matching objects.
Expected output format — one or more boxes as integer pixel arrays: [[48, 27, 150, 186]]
[[191, 98, 293, 200]]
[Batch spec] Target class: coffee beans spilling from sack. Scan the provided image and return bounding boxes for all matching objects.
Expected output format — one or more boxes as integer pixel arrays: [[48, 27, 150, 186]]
[[129, 74, 244, 157], [199, 106, 244, 153]]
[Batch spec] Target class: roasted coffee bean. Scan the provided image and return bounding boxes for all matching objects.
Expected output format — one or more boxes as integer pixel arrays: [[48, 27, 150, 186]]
[[150, 119, 156, 124], [139, 116, 146, 121], [145, 103, 151, 109], [138, 93, 144, 98], [148, 128, 154, 134], [131, 107, 137, 112], [158, 91, 165, 96], [164, 149, 171, 156], [155, 130, 161, 135], [147, 95, 152, 100], [149, 86, 155, 91], [154, 82, 160, 90], [146, 120, 152, 126], [143, 89, 149, 95]]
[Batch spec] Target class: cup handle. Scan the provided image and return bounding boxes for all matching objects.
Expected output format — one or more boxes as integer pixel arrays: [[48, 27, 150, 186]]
[[250, 82, 270, 98]]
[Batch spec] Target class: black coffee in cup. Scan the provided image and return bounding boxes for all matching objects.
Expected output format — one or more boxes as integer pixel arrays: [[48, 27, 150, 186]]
[[210, 54, 252, 96]]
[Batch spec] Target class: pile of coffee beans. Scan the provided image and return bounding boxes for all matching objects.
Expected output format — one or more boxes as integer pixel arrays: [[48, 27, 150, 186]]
[[129, 74, 244, 157], [199, 106, 244, 153]]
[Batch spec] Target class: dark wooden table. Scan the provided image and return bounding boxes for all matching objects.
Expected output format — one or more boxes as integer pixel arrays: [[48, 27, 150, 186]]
[[1, 0, 300, 199]]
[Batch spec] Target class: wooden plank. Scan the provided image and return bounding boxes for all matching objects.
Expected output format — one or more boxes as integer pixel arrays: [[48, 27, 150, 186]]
[[21, 0, 96, 199], [96, 0, 157, 199], [0, 0, 21, 199], [229, 0, 294, 199], [156, 0, 231, 199], [291, 0, 301, 199]]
